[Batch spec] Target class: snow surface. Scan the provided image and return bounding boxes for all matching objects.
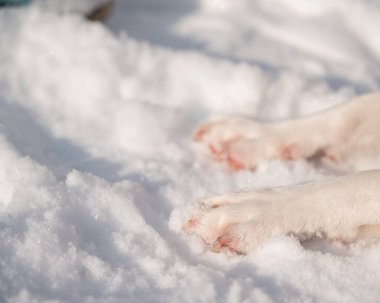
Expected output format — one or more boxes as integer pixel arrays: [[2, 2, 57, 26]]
[[1, 0, 380, 302]]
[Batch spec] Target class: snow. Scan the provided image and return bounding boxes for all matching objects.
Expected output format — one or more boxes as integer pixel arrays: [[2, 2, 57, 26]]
[[0, 0, 380, 301]]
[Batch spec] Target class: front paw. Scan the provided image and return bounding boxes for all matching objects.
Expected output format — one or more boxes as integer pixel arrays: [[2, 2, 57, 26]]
[[183, 197, 290, 255], [225, 137, 299, 170], [193, 116, 264, 162], [193, 117, 315, 170], [210, 220, 281, 255]]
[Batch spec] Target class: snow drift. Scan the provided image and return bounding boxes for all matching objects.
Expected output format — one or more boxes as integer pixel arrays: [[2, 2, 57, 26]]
[[0, 0, 380, 301]]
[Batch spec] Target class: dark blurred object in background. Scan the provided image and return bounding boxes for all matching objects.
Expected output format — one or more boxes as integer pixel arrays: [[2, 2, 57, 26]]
[[0, 0, 31, 6], [0, 0, 114, 23], [87, 0, 114, 22]]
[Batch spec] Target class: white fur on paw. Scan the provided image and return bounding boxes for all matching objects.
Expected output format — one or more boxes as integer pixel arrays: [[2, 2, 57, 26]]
[[183, 201, 261, 245], [193, 116, 313, 170], [199, 190, 276, 208], [184, 197, 289, 254], [193, 117, 265, 161], [212, 220, 284, 254]]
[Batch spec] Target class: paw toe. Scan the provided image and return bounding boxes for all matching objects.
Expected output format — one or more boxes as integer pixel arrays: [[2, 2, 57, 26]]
[[208, 144, 226, 161], [198, 196, 229, 209], [182, 217, 200, 232], [193, 126, 208, 141], [212, 233, 244, 255], [227, 155, 245, 170]]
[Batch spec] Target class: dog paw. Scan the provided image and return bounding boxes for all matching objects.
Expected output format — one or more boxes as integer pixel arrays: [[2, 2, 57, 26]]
[[183, 201, 257, 246], [225, 137, 302, 170], [211, 220, 277, 254], [193, 116, 318, 170], [183, 195, 291, 254], [193, 117, 265, 160]]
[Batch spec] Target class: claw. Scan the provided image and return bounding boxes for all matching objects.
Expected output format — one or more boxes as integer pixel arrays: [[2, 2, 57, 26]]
[[209, 144, 225, 161], [209, 144, 219, 155], [211, 236, 226, 253], [212, 235, 244, 255], [193, 127, 207, 141], [182, 217, 199, 232], [227, 156, 245, 170]]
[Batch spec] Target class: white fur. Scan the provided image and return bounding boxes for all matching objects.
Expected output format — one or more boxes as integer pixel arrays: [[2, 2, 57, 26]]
[[185, 92, 380, 254]]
